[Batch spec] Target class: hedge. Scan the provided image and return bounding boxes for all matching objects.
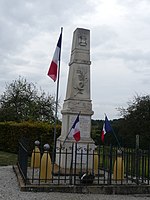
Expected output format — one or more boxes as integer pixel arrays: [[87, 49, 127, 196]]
[[0, 121, 61, 154]]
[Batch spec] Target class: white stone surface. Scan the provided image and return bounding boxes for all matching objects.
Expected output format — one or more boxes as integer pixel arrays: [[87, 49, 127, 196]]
[[56, 28, 95, 169]]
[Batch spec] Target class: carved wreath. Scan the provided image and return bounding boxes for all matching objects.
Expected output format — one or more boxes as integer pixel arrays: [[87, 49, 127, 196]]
[[74, 69, 87, 97]]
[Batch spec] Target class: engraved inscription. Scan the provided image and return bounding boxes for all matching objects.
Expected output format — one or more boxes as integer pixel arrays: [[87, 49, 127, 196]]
[[80, 116, 90, 137]]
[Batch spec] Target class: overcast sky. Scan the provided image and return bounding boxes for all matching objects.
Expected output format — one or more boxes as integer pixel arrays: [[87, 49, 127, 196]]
[[0, 0, 150, 120]]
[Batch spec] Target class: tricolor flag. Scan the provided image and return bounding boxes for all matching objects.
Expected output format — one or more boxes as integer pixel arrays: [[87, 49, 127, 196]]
[[101, 115, 112, 142], [47, 32, 62, 82], [71, 113, 80, 142]]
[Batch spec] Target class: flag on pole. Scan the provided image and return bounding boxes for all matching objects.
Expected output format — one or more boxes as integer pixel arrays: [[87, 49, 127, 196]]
[[63, 113, 81, 145], [71, 113, 80, 142], [101, 115, 112, 142], [72, 114, 80, 142], [47, 32, 62, 82]]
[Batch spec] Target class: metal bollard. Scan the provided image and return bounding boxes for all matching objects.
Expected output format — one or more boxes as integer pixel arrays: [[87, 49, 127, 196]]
[[31, 140, 41, 168], [113, 149, 124, 181], [40, 144, 52, 182]]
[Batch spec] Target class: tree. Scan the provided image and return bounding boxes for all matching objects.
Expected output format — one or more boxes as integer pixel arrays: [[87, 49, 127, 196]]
[[118, 94, 150, 149], [0, 77, 56, 122]]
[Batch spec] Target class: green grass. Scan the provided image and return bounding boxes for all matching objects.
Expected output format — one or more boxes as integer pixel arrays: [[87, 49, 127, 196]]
[[0, 151, 18, 166]]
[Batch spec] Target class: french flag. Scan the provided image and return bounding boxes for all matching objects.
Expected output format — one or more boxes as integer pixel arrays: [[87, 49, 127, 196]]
[[101, 115, 112, 143], [47, 32, 62, 82], [71, 114, 80, 142]]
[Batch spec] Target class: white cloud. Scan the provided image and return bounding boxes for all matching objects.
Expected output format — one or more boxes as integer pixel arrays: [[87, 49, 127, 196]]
[[0, 0, 150, 120]]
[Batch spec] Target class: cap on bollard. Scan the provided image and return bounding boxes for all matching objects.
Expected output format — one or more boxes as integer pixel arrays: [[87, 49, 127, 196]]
[[43, 144, 50, 151], [34, 140, 40, 146]]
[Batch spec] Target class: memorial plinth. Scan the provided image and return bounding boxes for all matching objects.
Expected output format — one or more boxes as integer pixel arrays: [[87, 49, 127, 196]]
[[56, 28, 95, 169]]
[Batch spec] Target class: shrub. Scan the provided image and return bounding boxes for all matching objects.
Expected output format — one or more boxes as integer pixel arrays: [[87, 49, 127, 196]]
[[0, 121, 61, 154]]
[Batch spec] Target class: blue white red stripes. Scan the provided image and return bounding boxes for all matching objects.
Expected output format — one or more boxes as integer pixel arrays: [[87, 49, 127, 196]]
[[101, 115, 112, 142], [71, 114, 80, 142], [47, 32, 62, 82], [101, 123, 106, 143]]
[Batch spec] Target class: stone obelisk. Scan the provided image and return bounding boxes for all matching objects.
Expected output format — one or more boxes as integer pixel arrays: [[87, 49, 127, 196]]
[[56, 28, 95, 169]]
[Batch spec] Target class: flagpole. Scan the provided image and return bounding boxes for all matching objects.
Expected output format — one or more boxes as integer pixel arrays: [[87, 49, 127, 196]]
[[53, 27, 63, 163], [104, 114, 122, 149], [111, 126, 122, 149]]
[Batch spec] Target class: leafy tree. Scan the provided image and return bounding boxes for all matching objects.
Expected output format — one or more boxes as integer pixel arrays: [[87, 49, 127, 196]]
[[91, 119, 121, 146], [91, 119, 102, 145], [118, 95, 150, 149], [0, 77, 56, 123]]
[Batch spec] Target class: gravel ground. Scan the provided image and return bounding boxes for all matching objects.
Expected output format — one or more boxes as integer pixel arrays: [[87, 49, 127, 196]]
[[0, 166, 150, 200]]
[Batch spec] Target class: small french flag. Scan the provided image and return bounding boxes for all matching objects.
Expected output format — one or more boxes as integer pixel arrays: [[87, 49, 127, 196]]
[[101, 115, 112, 143], [71, 114, 80, 142]]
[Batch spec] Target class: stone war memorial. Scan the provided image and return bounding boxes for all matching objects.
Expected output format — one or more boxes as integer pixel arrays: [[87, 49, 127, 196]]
[[15, 28, 150, 194], [55, 28, 95, 170]]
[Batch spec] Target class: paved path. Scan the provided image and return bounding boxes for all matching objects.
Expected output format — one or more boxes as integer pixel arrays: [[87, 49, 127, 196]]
[[0, 166, 150, 200]]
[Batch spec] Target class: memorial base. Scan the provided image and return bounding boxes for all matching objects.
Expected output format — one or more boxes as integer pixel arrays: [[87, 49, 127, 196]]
[[55, 137, 95, 170]]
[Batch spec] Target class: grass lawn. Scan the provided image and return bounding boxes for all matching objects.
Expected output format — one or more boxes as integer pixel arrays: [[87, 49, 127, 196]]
[[0, 151, 18, 166]]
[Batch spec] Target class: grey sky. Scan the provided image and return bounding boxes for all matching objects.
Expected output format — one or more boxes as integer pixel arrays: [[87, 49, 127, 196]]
[[0, 0, 150, 119]]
